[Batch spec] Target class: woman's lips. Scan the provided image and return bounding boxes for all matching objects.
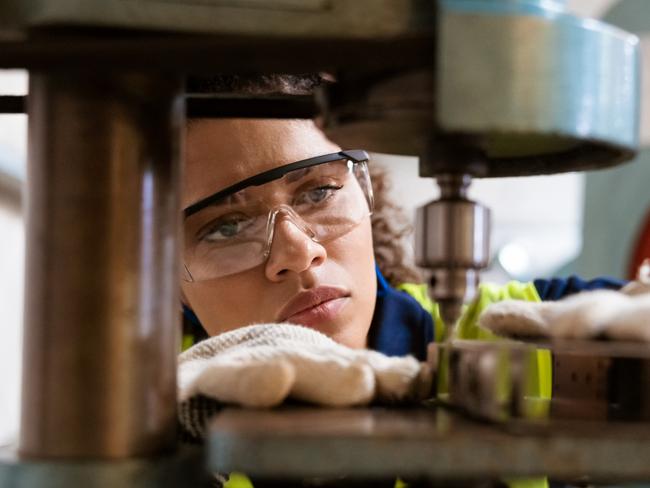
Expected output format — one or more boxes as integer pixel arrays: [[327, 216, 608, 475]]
[[285, 296, 350, 328], [278, 286, 351, 328]]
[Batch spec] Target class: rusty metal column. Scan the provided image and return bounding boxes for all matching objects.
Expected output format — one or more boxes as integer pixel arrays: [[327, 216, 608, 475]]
[[20, 72, 183, 458]]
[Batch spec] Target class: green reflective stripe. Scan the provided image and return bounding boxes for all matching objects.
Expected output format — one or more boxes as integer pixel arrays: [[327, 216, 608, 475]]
[[522, 348, 552, 419], [537, 349, 552, 399], [181, 333, 195, 352], [504, 477, 549, 488], [456, 281, 541, 340], [224, 473, 254, 488]]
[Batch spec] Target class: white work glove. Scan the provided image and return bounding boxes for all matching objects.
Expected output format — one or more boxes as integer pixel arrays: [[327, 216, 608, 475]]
[[479, 263, 650, 341], [177, 324, 433, 439]]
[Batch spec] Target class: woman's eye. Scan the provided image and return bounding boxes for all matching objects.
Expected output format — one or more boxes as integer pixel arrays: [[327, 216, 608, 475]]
[[296, 185, 342, 206], [202, 215, 253, 242]]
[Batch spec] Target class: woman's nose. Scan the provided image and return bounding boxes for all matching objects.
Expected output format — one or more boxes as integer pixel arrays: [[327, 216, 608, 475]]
[[264, 215, 327, 281]]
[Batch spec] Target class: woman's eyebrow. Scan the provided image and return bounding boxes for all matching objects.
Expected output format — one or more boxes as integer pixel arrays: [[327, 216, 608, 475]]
[[285, 166, 313, 183], [199, 192, 247, 211]]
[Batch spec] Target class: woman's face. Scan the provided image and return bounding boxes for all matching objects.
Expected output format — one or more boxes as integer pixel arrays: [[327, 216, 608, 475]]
[[181, 119, 377, 348]]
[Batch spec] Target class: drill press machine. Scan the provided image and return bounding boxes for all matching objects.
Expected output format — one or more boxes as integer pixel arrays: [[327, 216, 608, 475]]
[[0, 0, 641, 486]]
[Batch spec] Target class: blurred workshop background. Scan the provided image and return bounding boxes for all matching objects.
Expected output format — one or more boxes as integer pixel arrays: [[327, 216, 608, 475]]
[[1, 0, 649, 449]]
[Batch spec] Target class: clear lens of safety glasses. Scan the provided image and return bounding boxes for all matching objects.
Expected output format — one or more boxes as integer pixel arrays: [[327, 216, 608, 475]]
[[182, 154, 373, 282]]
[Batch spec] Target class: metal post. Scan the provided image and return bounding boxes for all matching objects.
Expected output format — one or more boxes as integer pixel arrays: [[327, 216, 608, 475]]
[[20, 71, 183, 458]]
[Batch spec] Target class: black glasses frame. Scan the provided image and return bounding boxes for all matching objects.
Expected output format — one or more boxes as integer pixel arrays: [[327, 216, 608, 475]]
[[184, 149, 369, 218]]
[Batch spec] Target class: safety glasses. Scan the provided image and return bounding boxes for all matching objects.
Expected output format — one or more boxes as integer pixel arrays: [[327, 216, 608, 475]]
[[182, 150, 373, 282]]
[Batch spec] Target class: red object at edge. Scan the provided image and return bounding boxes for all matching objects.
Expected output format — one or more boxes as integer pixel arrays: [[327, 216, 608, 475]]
[[628, 207, 650, 280]]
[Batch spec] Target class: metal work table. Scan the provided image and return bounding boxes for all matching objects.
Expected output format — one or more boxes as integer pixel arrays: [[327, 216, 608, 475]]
[[0, 446, 207, 488], [208, 406, 650, 484]]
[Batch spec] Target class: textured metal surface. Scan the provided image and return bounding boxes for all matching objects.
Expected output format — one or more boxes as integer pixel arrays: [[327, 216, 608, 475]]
[[207, 406, 650, 483], [443, 339, 650, 423], [547, 340, 650, 422], [20, 72, 182, 458], [0, 446, 208, 487]]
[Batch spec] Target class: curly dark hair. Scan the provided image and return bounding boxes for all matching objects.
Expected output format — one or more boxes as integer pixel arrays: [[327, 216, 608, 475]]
[[187, 73, 328, 96], [367, 163, 423, 286]]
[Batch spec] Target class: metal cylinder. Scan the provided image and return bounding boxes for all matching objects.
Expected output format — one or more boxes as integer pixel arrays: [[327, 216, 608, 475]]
[[415, 174, 490, 330], [432, 0, 639, 177], [20, 72, 183, 458], [415, 178, 490, 270]]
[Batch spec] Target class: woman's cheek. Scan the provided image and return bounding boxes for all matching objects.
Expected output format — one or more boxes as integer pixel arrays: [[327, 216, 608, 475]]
[[183, 272, 266, 335]]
